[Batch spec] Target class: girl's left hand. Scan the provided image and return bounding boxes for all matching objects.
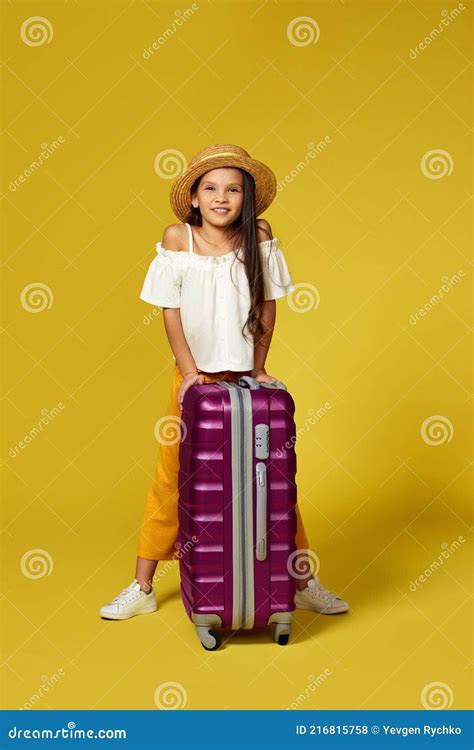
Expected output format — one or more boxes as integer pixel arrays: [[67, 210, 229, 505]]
[[250, 367, 277, 384]]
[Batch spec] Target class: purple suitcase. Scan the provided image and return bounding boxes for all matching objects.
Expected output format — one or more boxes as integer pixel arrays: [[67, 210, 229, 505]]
[[177, 375, 297, 650]]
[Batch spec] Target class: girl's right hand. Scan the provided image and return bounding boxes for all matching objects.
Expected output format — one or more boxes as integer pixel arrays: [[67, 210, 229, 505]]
[[178, 372, 204, 412]]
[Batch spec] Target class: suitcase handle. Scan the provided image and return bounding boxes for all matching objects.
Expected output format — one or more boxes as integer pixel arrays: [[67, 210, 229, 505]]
[[255, 462, 267, 561], [238, 375, 287, 391], [237, 375, 260, 389]]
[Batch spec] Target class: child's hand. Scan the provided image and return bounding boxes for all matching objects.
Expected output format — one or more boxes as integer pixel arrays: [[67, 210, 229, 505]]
[[178, 372, 204, 411], [250, 367, 277, 384]]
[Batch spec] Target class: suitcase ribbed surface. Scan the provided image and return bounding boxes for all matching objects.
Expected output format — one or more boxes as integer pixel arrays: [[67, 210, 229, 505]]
[[178, 382, 297, 631]]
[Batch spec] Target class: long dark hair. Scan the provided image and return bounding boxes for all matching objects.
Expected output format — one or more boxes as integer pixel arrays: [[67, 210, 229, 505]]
[[184, 168, 266, 344]]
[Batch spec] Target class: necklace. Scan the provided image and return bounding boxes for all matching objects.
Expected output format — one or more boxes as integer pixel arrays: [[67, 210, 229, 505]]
[[195, 227, 240, 256]]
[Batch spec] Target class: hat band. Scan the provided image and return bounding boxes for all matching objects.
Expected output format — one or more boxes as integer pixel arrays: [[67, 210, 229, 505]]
[[197, 151, 242, 163]]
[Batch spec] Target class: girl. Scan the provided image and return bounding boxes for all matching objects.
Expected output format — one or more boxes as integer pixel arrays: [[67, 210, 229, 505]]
[[100, 144, 349, 621]]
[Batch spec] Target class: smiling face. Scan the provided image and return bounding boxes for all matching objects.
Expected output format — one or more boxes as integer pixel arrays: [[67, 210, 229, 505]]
[[191, 167, 244, 225]]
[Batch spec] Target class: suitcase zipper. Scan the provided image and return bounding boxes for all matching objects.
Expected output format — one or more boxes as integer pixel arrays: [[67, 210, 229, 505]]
[[238, 386, 255, 629], [218, 382, 255, 630], [235, 387, 247, 628]]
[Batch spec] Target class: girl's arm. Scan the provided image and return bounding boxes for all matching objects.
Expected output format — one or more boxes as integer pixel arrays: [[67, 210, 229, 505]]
[[251, 299, 276, 376], [162, 308, 199, 376], [252, 218, 278, 378], [160, 224, 199, 377]]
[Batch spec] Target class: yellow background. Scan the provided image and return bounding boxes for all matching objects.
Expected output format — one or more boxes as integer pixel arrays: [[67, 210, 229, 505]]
[[1, 0, 472, 711]]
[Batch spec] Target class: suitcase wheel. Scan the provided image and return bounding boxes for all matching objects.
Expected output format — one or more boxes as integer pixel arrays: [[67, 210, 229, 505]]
[[197, 626, 222, 651], [274, 623, 291, 646]]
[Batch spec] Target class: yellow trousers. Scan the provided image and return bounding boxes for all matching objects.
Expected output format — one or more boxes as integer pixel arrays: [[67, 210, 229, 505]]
[[137, 363, 310, 560]]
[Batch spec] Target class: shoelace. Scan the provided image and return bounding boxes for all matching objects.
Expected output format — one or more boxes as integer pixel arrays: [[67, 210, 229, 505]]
[[308, 580, 341, 603], [109, 584, 140, 607]]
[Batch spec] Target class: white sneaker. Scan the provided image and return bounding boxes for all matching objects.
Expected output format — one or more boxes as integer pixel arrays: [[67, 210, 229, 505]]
[[99, 579, 158, 620], [294, 576, 350, 614]]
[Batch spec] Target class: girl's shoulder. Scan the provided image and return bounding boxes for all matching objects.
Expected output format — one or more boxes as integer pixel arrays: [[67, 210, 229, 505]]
[[153, 224, 191, 264], [256, 218, 282, 254], [256, 219, 283, 260], [161, 223, 190, 252], [256, 218, 273, 243]]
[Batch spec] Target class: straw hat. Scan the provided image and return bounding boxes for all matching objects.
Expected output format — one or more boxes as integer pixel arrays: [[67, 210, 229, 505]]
[[169, 144, 277, 222]]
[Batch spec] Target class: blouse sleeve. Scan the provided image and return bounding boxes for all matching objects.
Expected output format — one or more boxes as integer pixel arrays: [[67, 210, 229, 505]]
[[139, 244, 182, 308], [260, 239, 295, 301]]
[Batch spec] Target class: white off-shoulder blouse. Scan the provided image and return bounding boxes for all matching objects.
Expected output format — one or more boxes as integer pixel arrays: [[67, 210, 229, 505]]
[[139, 223, 295, 372]]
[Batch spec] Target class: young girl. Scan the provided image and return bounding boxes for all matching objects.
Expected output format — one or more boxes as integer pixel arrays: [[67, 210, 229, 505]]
[[100, 144, 349, 621]]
